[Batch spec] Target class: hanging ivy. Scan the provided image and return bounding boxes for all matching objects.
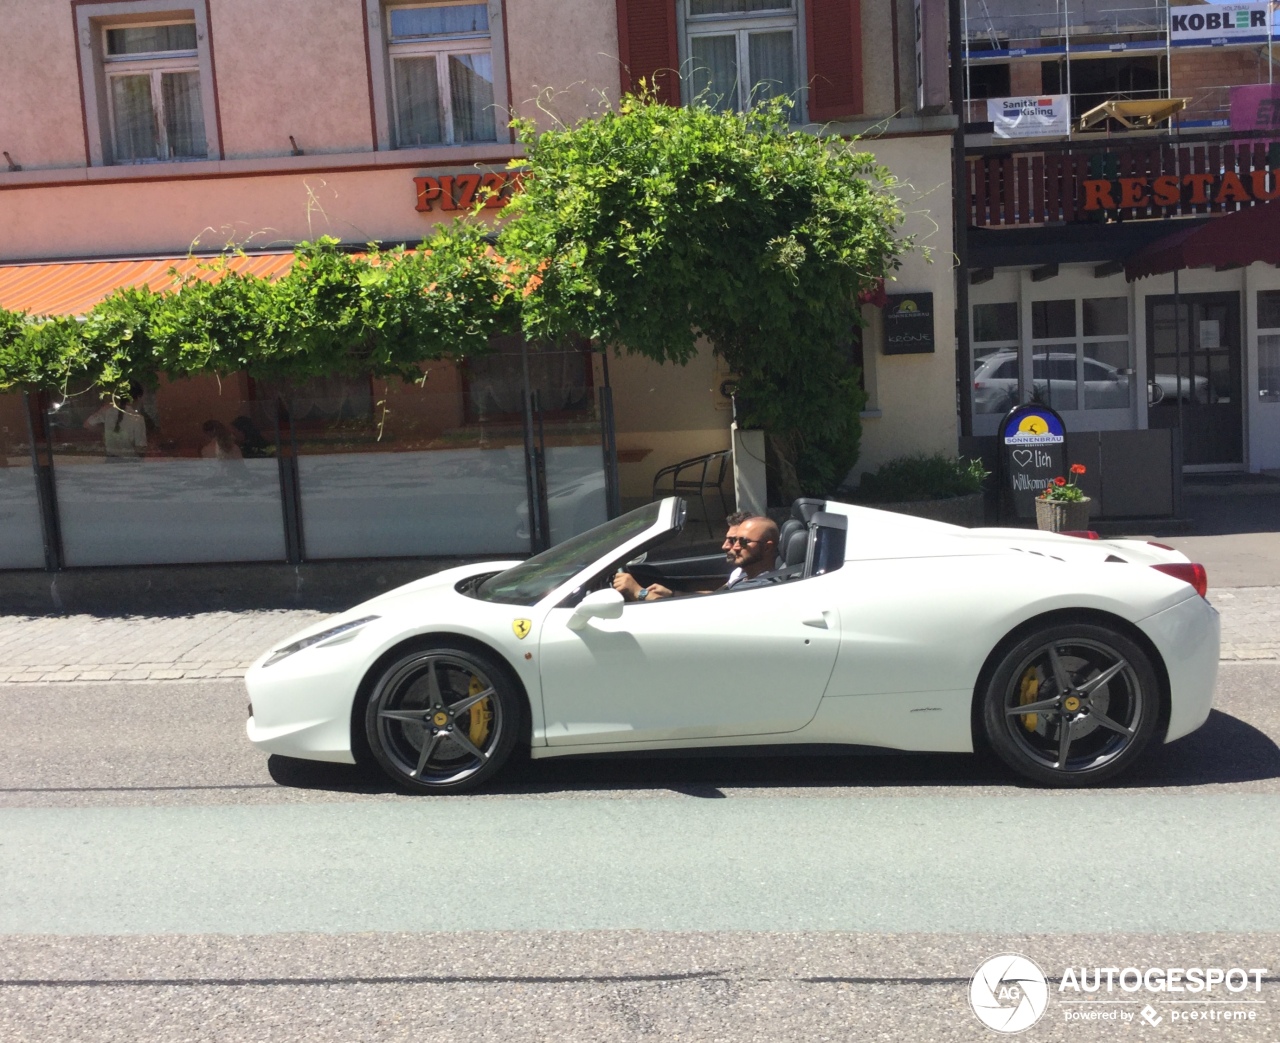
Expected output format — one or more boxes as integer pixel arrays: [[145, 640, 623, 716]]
[[1, 94, 909, 496], [0, 220, 519, 399]]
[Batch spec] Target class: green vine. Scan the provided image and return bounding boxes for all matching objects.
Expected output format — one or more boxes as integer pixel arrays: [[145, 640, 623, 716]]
[[1, 94, 908, 497]]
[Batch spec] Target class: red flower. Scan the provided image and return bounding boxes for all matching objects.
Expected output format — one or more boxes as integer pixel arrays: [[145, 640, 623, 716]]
[[1054, 476, 1067, 486], [1070, 463, 1086, 475]]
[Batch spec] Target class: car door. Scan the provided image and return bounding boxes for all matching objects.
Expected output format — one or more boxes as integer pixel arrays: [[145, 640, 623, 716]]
[[536, 573, 844, 747]]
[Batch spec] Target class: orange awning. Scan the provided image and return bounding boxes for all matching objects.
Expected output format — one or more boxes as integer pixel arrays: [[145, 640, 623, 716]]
[[0, 252, 297, 318]]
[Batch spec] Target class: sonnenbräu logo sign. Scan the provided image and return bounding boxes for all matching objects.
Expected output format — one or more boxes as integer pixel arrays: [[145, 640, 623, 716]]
[[1001, 406, 1065, 445]]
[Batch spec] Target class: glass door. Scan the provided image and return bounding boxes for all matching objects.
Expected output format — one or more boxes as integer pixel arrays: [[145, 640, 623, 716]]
[[1145, 293, 1243, 467]]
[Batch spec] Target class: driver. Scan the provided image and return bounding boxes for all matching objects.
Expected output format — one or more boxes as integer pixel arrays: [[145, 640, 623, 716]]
[[612, 513, 779, 602]]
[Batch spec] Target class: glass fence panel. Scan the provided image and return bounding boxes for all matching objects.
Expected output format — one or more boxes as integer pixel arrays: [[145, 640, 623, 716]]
[[0, 395, 46, 569], [45, 389, 286, 567], [289, 388, 530, 558], [539, 391, 608, 547]]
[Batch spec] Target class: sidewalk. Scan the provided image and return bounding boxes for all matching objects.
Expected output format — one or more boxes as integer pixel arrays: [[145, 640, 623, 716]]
[[0, 583, 1273, 685], [0, 483, 1275, 683]]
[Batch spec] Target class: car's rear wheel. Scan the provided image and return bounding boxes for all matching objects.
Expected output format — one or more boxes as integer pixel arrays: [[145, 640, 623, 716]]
[[981, 623, 1160, 787], [365, 645, 519, 794]]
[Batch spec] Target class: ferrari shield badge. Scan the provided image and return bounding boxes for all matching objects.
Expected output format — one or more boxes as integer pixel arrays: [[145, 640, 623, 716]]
[[512, 619, 532, 640]]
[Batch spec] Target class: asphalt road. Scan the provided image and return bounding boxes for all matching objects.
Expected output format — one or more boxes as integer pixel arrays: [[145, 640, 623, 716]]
[[2, 665, 1279, 1041]]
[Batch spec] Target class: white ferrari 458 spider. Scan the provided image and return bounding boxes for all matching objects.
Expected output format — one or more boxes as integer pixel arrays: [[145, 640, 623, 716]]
[[246, 497, 1219, 791]]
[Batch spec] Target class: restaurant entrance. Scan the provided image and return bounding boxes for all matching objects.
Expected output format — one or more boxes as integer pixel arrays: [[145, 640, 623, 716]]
[[1145, 292, 1244, 468]]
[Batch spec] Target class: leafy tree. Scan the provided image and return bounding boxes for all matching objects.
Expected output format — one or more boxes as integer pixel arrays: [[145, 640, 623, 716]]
[[499, 92, 907, 498]]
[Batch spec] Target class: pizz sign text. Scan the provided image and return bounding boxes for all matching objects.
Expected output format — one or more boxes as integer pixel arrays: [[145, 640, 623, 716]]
[[413, 171, 523, 213], [1082, 171, 1280, 212]]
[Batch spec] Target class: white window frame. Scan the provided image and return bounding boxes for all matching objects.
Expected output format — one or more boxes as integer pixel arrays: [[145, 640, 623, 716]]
[[101, 21, 204, 164], [75, 2, 220, 167], [367, 0, 511, 151], [1026, 292, 1135, 428], [677, 0, 807, 121], [1255, 289, 1280, 402]]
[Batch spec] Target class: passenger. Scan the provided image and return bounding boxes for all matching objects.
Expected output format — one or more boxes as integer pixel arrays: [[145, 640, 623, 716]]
[[613, 513, 779, 602]]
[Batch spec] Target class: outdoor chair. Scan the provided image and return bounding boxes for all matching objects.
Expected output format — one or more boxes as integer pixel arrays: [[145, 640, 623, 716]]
[[652, 449, 732, 537]]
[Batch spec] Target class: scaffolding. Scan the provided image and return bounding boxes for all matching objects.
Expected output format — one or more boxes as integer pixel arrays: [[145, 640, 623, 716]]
[[962, 0, 1279, 132]]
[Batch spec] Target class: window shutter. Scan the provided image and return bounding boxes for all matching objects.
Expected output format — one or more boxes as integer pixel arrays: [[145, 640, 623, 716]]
[[805, 0, 863, 122], [615, 0, 681, 105]]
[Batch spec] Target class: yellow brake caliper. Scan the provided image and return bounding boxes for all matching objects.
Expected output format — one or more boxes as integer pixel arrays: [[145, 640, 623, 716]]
[[1019, 667, 1040, 732], [467, 674, 492, 747]]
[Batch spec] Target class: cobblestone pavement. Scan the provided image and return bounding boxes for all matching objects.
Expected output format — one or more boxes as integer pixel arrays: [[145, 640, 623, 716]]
[[0, 586, 1273, 684], [0, 610, 326, 684]]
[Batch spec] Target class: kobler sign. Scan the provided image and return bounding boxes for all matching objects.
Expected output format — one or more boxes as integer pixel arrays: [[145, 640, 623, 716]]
[[1082, 171, 1280, 211], [1170, 3, 1269, 43]]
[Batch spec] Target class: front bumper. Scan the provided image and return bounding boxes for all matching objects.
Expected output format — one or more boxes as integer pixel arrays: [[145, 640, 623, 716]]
[[244, 643, 372, 764]]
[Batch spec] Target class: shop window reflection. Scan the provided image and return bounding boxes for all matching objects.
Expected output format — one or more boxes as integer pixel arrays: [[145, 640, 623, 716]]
[[43, 376, 287, 567], [971, 303, 1019, 415], [0, 393, 46, 569]]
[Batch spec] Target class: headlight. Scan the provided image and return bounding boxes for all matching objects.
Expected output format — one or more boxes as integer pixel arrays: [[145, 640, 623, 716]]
[[262, 615, 379, 668]]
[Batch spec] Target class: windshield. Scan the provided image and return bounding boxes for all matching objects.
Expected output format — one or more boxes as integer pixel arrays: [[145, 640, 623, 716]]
[[474, 501, 666, 605]]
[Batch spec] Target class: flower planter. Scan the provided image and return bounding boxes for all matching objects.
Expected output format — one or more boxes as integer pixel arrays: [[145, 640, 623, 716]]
[[1035, 496, 1092, 532]]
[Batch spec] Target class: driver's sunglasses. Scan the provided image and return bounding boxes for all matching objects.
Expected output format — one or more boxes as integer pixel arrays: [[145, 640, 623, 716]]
[[725, 535, 762, 547]]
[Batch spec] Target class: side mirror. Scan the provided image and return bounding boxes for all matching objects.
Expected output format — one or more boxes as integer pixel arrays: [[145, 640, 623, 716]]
[[567, 588, 625, 631]]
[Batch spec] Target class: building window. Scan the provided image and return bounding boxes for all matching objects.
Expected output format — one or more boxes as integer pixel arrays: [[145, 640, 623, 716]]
[[682, 0, 800, 116], [1257, 290, 1280, 401], [102, 22, 207, 162], [388, 3, 496, 147], [75, 2, 220, 167], [1030, 297, 1132, 413], [971, 302, 1019, 415]]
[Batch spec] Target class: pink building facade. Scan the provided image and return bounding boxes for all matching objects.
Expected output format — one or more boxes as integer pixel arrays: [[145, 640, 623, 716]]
[[0, 0, 957, 570]]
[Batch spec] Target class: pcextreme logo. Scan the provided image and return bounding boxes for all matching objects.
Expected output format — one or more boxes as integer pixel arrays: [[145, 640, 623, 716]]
[[970, 953, 1050, 1033]]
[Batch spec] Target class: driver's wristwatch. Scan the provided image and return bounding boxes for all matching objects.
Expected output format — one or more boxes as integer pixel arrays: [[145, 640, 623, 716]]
[[637, 587, 650, 601]]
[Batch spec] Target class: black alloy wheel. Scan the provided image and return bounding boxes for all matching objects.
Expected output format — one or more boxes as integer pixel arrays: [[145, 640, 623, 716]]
[[365, 645, 520, 794], [982, 623, 1161, 787]]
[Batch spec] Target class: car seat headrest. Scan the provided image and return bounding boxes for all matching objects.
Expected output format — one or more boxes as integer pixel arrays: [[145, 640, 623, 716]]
[[791, 497, 825, 524], [782, 526, 809, 567]]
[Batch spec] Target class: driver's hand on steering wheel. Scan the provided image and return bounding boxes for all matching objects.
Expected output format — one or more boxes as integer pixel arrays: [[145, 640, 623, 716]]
[[612, 572, 672, 602]]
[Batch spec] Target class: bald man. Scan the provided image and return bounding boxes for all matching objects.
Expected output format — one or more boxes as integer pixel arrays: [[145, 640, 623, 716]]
[[612, 514, 780, 602]]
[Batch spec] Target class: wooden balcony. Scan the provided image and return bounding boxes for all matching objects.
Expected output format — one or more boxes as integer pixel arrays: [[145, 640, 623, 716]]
[[966, 130, 1280, 228]]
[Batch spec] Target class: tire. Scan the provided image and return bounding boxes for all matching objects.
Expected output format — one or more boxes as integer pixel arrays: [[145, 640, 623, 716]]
[[364, 644, 520, 794], [981, 622, 1161, 787]]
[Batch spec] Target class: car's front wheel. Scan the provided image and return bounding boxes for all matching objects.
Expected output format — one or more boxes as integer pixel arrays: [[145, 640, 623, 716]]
[[981, 622, 1161, 786], [365, 645, 520, 794]]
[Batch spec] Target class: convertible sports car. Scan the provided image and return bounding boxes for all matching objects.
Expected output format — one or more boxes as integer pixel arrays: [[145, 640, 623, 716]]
[[245, 497, 1220, 792]]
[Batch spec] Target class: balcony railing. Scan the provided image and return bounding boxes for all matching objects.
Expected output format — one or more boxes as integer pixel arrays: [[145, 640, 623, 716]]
[[966, 129, 1280, 227]]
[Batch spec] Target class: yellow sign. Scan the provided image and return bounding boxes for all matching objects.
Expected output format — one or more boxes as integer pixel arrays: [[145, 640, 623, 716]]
[[512, 619, 532, 640]]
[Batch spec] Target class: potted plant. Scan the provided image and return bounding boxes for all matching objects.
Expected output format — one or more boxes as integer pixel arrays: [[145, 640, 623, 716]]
[[1036, 463, 1091, 532]]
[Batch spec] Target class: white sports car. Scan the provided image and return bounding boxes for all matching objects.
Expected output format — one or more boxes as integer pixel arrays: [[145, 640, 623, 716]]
[[245, 497, 1219, 791]]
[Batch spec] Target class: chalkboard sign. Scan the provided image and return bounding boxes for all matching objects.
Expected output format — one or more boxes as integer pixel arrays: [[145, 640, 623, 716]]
[[1001, 404, 1067, 519], [882, 293, 935, 355]]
